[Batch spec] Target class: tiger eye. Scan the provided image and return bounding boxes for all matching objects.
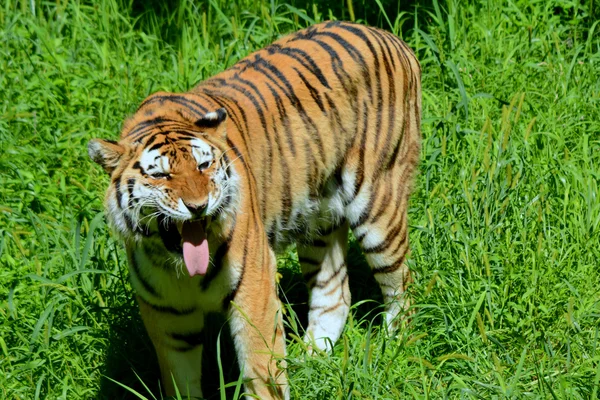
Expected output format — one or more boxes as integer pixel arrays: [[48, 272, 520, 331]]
[[197, 161, 211, 171], [150, 172, 170, 179]]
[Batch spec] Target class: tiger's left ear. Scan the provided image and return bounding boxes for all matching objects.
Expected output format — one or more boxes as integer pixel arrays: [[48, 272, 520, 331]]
[[88, 139, 125, 174], [195, 108, 227, 140]]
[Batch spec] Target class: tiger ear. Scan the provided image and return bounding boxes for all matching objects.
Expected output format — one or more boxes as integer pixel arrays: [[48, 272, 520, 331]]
[[195, 108, 227, 140], [88, 139, 125, 174]]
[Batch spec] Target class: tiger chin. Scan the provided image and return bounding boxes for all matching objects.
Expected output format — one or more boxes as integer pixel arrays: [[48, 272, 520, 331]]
[[89, 21, 421, 399]]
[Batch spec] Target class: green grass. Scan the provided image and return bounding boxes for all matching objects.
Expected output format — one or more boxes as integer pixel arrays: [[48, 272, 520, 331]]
[[1, 0, 599, 398]]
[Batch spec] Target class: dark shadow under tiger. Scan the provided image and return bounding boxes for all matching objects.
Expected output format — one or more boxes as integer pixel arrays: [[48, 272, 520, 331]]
[[88, 20, 421, 399]]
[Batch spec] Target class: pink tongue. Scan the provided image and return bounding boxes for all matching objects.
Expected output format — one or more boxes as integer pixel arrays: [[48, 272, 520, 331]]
[[182, 221, 210, 277]]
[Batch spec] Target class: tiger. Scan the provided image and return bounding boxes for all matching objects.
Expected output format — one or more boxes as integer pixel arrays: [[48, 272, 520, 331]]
[[88, 20, 421, 399]]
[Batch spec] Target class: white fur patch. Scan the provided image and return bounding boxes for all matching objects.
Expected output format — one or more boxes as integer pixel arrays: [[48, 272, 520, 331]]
[[325, 192, 346, 221], [341, 170, 357, 199], [176, 198, 192, 218], [190, 138, 213, 167], [140, 148, 170, 174], [203, 111, 219, 120], [361, 229, 385, 248], [365, 252, 394, 268], [345, 188, 370, 226]]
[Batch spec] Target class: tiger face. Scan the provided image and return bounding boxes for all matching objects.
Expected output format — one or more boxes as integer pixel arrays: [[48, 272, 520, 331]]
[[88, 108, 238, 276]]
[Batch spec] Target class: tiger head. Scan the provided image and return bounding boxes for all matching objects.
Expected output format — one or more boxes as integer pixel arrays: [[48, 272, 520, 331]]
[[88, 102, 239, 276]]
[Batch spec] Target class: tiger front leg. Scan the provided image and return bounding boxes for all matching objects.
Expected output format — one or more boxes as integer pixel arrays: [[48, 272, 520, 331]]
[[137, 296, 205, 398], [227, 248, 289, 399]]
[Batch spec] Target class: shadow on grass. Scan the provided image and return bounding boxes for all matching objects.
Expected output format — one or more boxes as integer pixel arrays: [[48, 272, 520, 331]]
[[98, 239, 382, 399]]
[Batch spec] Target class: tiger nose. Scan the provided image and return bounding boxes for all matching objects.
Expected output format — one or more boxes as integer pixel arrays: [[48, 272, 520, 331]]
[[184, 202, 207, 218]]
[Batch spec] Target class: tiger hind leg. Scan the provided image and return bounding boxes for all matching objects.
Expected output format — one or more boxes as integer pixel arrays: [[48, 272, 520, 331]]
[[348, 173, 413, 332], [297, 221, 350, 352]]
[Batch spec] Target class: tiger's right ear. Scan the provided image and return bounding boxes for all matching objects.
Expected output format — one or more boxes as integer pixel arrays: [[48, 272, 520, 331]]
[[88, 139, 125, 174], [194, 108, 227, 140]]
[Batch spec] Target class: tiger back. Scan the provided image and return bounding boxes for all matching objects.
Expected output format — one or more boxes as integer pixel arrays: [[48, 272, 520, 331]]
[[89, 20, 421, 399]]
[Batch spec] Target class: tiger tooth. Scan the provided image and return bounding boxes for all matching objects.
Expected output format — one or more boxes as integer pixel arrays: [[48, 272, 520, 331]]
[[176, 221, 183, 235]]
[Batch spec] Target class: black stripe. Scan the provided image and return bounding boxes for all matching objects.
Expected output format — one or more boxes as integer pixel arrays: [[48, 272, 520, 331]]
[[132, 161, 146, 176], [228, 74, 276, 218], [201, 92, 247, 136], [195, 107, 227, 128], [387, 227, 409, 257], [302, 267, 321, 283], [310, 239, 328, 248], [149, 141, 167, 151], [249, 76, 297, 158], [313, 263, 345, 289], [241, 55, 325, 164], [369, 27, 397, 70], [171, 130, 203, 138], [304, 140, 319, 195], [138, 295, 196, 316], [114, 175, 124, 208], [223, 218, 253, 310], [122, 212, 135, 232], [310, 302, 343, 314], [353, 100, 369, 199], [144, 134, 161, 149], [349, 190, 377, 230], [169, 330, 204, 351], [126, 117, 172, 139], [370, 188, 406, 248], [267, 222, 277, 246], [138, 94, 209, 117], [368, 187, 393, 226], [294, 67, 326, 113], [386, 132, 403, 170], [267, 44, 331, 89], [298, 255, 322, 266], [324, 92, 348, 160], [129, 123, 185, 143], [216, 77, 270, 138], [338, 26, 384, 156], [126, 177, 136, 210], [129, 251, 161, 298], [221, 153, 233, 180], [363, 230, 407, 255], [264, 86, 295, 220], [372, 257, 406, 274], [201, 92, 254, 168], [224, 136, 260, 203], [369, 29, 397, 169], [270, 113, 292, 222], [307, 29, 372, 102], [225, 75, 277, 218], [318, 221, 344, 237], [289, 35, 357, 106], [202, 95, 257, 187]]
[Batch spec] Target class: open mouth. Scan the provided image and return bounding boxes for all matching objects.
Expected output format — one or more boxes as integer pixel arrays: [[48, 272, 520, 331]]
[[157, 215, 210, 277]]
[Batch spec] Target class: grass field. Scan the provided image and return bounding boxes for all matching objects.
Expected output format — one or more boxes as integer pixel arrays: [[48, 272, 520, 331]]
[[1, 0, 599, 398]]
